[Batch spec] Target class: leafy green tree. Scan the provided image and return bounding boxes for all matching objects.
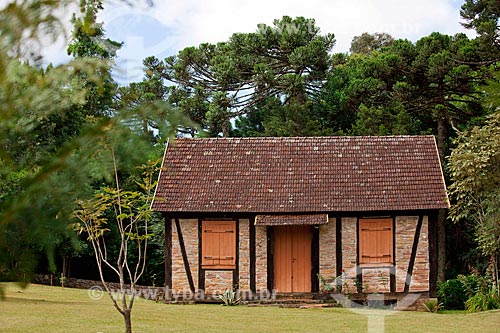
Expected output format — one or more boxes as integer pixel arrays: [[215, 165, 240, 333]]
[[0, 0, 102, 281], [449, 110, 500, 292], [350, 32, 394, 54], [232, 97, 334, 137], [314, 59, 356, 134], [351, 104, 420, 135], [67, 0, 122, 118], [319, 39, 422, 136], [406, 32, 486, 161], [0, 0, 178, 289], [461, 0, 500, 60]]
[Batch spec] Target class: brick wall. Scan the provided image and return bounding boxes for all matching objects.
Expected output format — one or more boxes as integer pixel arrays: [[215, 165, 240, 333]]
[[32, 275, 165, 301]]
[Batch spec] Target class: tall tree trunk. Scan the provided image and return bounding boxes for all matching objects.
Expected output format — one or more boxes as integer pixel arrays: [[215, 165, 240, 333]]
[[437, 209, 446, 282], [222, 116, 230, 137], [295, 89, 306, 106], [142, 119, 149, 137], [436, 114, 447, 283]]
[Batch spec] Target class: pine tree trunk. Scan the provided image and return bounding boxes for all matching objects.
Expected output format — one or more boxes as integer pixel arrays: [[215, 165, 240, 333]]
[[437, 209, 446, 282], [222, 117, 230, 137], [436, 116, 447, 283]]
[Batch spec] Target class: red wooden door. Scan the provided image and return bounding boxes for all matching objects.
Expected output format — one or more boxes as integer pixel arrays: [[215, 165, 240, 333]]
[[274, 225, 312, 292]]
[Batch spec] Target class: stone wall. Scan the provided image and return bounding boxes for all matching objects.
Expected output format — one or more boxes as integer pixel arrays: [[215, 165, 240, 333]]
[[319, 217, 336, 279], [395, 216, 429, 292], [204, 270, 233, 294], [32, 275, 165, 301], [172, 219, 199, 292], [338, 215, 430, 294], [255, 226, 268, 291], [341, 217, 358, 293], [167, 215, 430, 295], [362, 268, 392, 293], [238, 219, 250, 290], [171, 218, 257, 293]]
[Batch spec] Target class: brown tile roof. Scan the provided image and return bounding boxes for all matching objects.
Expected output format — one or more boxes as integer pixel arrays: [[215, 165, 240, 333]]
[[255, 214, 328, 226], [152, 136, 449, 213]]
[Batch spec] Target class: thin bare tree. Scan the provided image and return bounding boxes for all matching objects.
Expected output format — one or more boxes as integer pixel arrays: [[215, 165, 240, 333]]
[[74, 150, 158, 333]]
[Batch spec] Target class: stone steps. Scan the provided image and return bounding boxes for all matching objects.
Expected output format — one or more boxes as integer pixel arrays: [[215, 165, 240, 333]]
[[243, 295, 340, 308]]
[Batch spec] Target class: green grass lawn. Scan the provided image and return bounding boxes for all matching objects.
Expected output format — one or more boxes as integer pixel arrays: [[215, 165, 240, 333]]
[[0, 283, 499, 333]]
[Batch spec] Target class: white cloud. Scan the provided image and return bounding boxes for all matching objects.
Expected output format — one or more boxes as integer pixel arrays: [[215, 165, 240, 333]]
[[27, 0, 474, 82], [142, 0, 473, 53]]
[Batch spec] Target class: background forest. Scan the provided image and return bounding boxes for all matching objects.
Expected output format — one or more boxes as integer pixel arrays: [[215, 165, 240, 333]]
[[0, 0, 499, 312]]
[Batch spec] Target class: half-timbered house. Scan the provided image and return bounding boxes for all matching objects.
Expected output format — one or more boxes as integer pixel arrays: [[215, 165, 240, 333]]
[[151, 136, 449, 303]]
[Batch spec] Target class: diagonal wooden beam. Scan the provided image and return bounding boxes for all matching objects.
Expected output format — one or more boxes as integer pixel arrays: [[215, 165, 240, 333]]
[[175, 218, 195, 293], [404, 215, 424, 293]]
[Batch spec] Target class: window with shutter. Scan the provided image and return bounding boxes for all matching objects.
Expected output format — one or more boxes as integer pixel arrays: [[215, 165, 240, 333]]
[[202, 221, 236, 269], [359, 218, 394, 265]]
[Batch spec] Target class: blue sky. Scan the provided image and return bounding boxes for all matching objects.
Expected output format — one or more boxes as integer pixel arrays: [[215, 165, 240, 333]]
[[41, 0, 474, 84]]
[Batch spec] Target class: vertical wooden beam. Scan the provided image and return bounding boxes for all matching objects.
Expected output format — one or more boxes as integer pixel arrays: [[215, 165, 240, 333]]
[[175, 218, 195, 293], [267, 226, 274, 292], [389, 266, 396, 293], [355, 218, 362, 293], [404, 215, 424, 293], [198, 218, 205, 291], [391, 216, 396, 293], [233, 219, 240, 290], [428, 212, 439, 297], [249, 216, 256, 293], [164, 215, 172, 290], [335, 217, 342, 277], [311, 226, 320, 292]]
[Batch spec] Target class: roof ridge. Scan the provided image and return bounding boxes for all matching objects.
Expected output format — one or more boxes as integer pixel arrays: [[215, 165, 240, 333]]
[[174, 135, 435, 141]]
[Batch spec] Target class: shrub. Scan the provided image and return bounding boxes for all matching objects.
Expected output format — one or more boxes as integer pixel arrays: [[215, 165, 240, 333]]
[[317, 274, 334, 293], [465, 288, 500, 312], [457, 274, 480, 299], [422, 299, 443, 313], [437, 279, 467, 310]]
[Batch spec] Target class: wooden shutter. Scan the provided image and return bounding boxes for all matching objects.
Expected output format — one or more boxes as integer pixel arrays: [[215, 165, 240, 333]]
[[218, 222, 236, 267], [202, 222, 218, 267], [202, 221, 236, 269], [359, 218, 393, 265]]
